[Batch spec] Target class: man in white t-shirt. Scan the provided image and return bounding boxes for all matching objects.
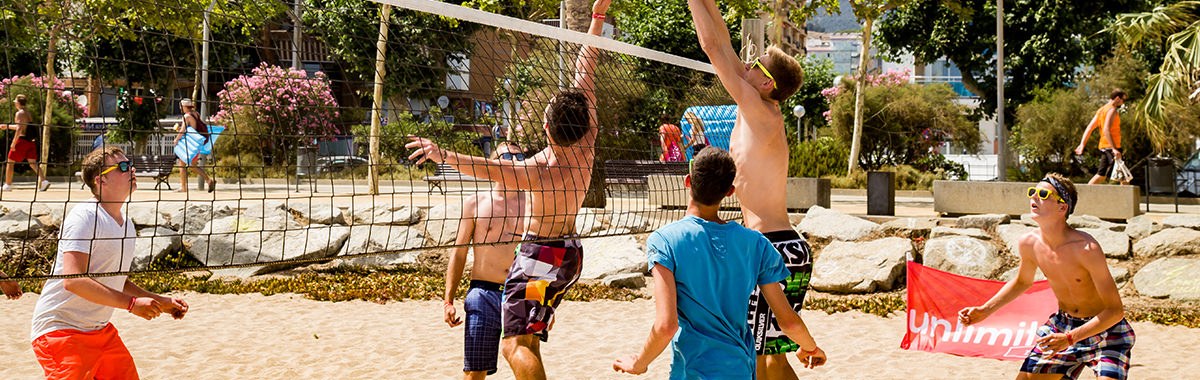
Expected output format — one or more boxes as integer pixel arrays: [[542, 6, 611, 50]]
[[30, 146, 189, 379]]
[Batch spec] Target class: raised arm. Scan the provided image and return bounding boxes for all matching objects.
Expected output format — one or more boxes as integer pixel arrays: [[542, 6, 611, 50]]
[[572, 0, 611, 107], [686, 0, 763, 107]]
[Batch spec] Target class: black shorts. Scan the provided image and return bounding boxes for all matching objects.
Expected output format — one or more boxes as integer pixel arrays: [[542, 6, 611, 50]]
[[1096, 149, 1116, 177]]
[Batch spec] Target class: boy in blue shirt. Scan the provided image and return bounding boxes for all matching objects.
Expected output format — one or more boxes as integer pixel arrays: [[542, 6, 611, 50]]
[[613, 147, 826, 378]]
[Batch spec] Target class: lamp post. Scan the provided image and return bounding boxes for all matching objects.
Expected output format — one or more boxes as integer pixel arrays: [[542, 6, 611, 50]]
[[793, 105, 806, 142]]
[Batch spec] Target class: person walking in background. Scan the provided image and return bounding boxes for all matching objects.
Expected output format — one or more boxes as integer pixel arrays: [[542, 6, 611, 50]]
[[659, 120, 684, 162], [1074, 90, 1128, 185], [2, 95, 50, 192], [683, 111, 708, 157], [173, 98, 216, 193]]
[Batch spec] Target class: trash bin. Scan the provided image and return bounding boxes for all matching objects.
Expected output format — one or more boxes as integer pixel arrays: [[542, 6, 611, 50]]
[[868, 171, 895, 216], [1147, 157, 1176, 194]]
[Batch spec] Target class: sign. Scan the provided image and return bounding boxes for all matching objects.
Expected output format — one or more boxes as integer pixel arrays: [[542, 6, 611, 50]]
[[900, 262, 1057, 361]]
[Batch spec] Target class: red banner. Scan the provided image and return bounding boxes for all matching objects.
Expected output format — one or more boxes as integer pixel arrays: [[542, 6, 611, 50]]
[[900, 262, 1057, 360]]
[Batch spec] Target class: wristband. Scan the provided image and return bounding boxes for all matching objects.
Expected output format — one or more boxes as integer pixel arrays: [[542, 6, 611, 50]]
[[1065, 332, 1074, 345], [800, 346, 819, 354], [592, 13, 605, 20], [127, 297, 136, 312]]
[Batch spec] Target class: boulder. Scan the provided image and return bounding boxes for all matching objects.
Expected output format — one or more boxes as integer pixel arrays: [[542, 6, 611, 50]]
[[575, 208, 605, 235], [1067, 215, 1119, 231], [421, 204, 463, 245], [810, 237, 911, 293], [1133, 258, 1200, 300], [1014, 213, 1037, 227], [166, 203, 236, 234], [1125, 215, 1163, 240], [603, 273, 646, 288], [930, 226, 991, 240], [1162, 214, 1200, 229], [999, 266, 1046, 282], [955, 214, 1010, 230], [131, 227, 183, 271], [881, 218, 939, 238], [333, 225, 427, 266], [581, 232, 645, 280], [997, 224, 1035, 254], [0, 210, 44, 238], [188, 215, 350, 277], [127, 203, 169, 228], [1079, 228, 1130, 260], [922, 236, 1003, 279], [288, 201, 346, 225], [797, 206, 880, 241], [603, 212, 651, 233], [29, 203, 66, 228], [239, 200, 291, 220], [1133, 228, 1200, 258], [351, 205, 422, 226]]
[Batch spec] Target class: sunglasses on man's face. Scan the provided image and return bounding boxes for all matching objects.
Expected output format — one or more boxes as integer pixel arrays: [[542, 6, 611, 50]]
[[500, 152, 525, 161], [100, 160, 133, 175], [747, 58, 778, 90], [1026, 186, 1064, 203]]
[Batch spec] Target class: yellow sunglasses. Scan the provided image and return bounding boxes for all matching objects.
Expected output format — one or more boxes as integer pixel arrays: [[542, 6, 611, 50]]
[[751, 58, 778, 90], [100, 160, 133, 175], [1026, 187, 1065, 203]]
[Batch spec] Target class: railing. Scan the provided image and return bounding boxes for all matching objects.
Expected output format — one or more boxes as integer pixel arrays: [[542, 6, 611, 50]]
[[913, 75, 976, 98], [942, 154, 998, 181]]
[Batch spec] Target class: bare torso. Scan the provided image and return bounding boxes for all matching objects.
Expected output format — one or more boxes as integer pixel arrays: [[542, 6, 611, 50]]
[[730, 108, 791, 233], [524, 130, 596, 238], [468, 191, 527, 283], [1027, 230, 1108, 318]]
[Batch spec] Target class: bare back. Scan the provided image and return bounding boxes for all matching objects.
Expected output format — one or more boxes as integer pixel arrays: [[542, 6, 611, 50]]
[[468, 191, 527, 283], [1024, 230, 1114, 318], [524, 127, 597, 238], [730, 106, 791, 232]]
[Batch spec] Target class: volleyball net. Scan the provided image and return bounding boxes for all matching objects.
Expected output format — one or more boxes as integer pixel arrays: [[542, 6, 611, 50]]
[[0, 0, 739, 280]]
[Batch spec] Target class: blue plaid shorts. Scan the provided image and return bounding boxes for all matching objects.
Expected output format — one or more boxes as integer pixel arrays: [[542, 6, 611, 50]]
[[463, 280, 503, 374], [1020, 311, 1135, 379]]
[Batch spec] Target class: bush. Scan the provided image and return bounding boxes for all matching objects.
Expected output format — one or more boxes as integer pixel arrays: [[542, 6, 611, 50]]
[[1010, 88, 1096, 179], [0, 75, 84, 171], [824, 164, 954, 190], [108, 88, 166, 149], [790, 137, 848, 178], [213, 63, 340, 167]]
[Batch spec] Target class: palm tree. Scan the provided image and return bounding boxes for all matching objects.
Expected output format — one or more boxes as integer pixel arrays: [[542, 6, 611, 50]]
[[1108, 1, 1200, 156]]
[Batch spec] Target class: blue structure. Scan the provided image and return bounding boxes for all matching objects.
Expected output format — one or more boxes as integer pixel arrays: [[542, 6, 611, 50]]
[[679, 105, 738, 161]]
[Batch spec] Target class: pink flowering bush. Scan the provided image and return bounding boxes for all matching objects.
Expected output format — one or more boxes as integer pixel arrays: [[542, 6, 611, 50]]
[[0, 75, 84, 167], [214, 63, 339, 166]]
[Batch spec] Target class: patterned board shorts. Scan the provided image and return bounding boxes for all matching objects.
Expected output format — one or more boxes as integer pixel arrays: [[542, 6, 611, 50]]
[[501, 235, 583, 342], [463, 280, 503, 374], [748, 230, 813, 356], [1020, 311, 1136, 379]]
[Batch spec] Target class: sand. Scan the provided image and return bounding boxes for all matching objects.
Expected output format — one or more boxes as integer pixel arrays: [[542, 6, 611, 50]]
[[1, 293, 1195, 379]]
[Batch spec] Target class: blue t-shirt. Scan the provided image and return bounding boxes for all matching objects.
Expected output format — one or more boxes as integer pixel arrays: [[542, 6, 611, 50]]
[[646, 215, 790, 379]]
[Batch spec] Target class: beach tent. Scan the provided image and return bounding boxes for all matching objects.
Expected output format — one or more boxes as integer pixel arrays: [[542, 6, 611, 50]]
[[679, 105, 737, 161]]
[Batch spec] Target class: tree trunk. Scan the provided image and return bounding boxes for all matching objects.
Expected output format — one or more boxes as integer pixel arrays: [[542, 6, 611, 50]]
[[564, 0, 591, 32], [368, 5, 391, 195], [771, 0, 784, 46], [41, 26, 60, 177], [192, 41, 202, 101], [847, 17, 874, 173]]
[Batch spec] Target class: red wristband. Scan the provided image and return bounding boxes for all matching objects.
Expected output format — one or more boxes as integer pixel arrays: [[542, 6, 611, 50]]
[[126, 297, 136, 312], [592, 13, 605, 20], [1065, 332, 1074, 345], [801, 346, 819, 354]]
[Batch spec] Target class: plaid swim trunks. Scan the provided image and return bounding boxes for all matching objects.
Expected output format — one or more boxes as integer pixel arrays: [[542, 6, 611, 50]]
[[501, 234, 583, 342], [463, 280, 503, 374], [1020, 311, 1136, 379]]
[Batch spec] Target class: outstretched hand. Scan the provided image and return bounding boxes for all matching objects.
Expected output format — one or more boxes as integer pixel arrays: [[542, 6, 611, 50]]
[[957, 306, 990, 326], [405, 136, 444, 165], [592, 0, 611, 15], [159, 297, 189, 320], [612, 354, 646, 375]]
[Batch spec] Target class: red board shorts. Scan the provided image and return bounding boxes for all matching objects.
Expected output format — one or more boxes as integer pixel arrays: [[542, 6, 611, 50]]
[[32, 323, 139, 380], [8, 138, 37, 162]]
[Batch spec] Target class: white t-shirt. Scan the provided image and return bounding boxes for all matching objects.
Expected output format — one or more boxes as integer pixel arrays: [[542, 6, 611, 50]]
[[31, 199, 137, 341]]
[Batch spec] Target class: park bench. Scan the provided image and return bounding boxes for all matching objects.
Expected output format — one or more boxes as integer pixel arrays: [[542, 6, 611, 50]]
[[603, 160, 689, 186], [76, 154, 176, 190], [423, 164, 491, 194]]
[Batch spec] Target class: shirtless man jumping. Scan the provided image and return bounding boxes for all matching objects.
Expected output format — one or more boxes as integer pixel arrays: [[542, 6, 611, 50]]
[[443, 143, 528, 379], [687, 1, 813, 379], [408, 1, 608, 378]]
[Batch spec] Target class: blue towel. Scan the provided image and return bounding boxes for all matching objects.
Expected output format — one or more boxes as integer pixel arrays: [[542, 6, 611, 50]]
[[174, 125, 224, 164]]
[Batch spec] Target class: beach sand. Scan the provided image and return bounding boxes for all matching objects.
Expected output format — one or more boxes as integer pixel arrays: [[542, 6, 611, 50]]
[[1, 292, 1195, 379]]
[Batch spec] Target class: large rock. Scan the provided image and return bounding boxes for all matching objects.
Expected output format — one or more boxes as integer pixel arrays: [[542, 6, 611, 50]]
[[1125, 215, 1163, 240], [1014, 213, 1037, 227], [923, 236, 1003, 279], [1079, 228, 1130, 260], [797, 206, 880, 241], [240, 200, 290, 220], [1162, 215, 1200, 229], [29, 203, 66, 228], [166, 203, 235, 234], [811, 237, 911, 293], [1068, 215, 1120, 231], [581, 232, 645, 280], [131, 227, 183, 271], [1133, 228, 1200, 258], [288, 201, 346, 225], [127, 203, 170, 228], [188, 215, 350, 277], [351, 205, 422, 226], [997, 224, 1035, 254], [1133, 258, 1200, 300], [422, 204, 463, 245], [0, 210, 44, 238], [955, 214, 1010, 230], [881, 218, 939, 238], [602, 273, 646, 288], [999, 266, 1046, 282], [930, 226, 991, 240], [603, 212, 651, 233], [575, 208, 605, 235], [333, 225, 427, 266]]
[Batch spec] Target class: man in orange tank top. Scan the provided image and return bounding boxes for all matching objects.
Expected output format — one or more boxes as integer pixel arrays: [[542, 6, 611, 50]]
[[1073, 90, 1127, 185]]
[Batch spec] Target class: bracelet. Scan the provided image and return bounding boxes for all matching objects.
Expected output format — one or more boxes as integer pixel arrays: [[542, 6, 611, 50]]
[[592, 13, 605, 20], [1065, 332, 1074, 345], [800, 346, 819, 354], [126, 297, 136, 312]]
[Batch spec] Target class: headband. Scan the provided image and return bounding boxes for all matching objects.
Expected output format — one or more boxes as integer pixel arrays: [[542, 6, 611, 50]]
[[1040, 177, 1076, 216]]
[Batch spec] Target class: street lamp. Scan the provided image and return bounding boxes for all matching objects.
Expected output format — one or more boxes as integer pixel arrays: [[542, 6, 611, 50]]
[[792, 105, 806, 141]]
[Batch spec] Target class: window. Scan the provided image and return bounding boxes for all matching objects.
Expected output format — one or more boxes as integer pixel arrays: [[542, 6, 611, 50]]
[[446, 53, 470, 91]]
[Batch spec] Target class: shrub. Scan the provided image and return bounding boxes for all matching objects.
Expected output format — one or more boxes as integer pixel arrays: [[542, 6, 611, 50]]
[[0, 75, 84, 170], [108, 88, 165, 149], [790, 137, 848, 178], [213, 63, 340, 167]]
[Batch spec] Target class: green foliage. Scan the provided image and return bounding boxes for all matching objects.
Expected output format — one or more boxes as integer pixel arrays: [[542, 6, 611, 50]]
[[1010, 88, 1096, 179], [827, 80, 980, 170], [783, 57, 836, 141], [0, 75, 82, 168], [350, 107, 481, 163], [789, 137, 848, 178], [108, 88, 166, 148], [824, 164, 953, 190]]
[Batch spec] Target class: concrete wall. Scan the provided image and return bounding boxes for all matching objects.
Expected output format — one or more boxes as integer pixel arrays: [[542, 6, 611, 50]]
[[647, 175, 830, 211], [933, 180, 1142, 220]]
